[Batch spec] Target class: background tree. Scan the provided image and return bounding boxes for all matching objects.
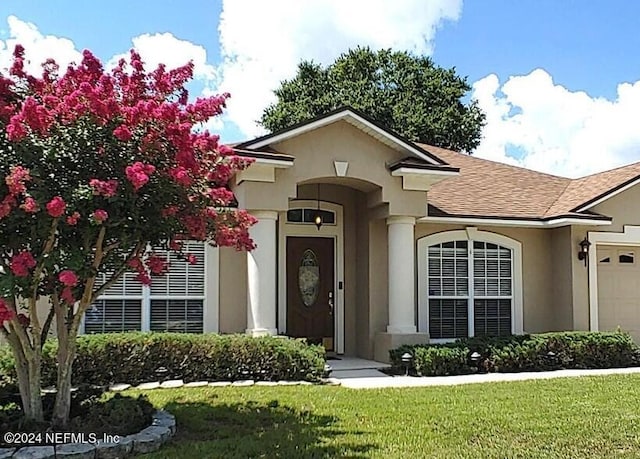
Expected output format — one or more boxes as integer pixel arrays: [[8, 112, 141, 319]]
[[0, 46, 255, 427], [261, 47, 486, 153]]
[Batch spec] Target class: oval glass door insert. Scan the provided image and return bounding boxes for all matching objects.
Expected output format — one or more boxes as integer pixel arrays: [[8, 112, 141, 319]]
[[298, 249, 320, 307]]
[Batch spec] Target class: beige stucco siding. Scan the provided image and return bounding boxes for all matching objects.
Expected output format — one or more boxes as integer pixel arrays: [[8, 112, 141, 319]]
[[592, 184, 640, 233], [415, 223, 556, 333], [217, 248, 248, 333], [234, 120, 428, 218], [550, 226, 574, 331]]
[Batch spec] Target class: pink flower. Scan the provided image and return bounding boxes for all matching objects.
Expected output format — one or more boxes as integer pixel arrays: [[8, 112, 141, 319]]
[[186, 254, 198, 265], [20, 196, 38, 213], [113, 124, 132, 141], [146, 255, 168, 275], [89, 179, 118, 197], [125, 162, 155, 191], [46, 196, 66, 217], [92, 209, 108, 223], [169, 166, 192, 186], [0, 299, 15, 323], [6, 166, 31, 195], [6, 119, 27, 141], [134, 272, 151, 285], [60, 287, 76, 305], [10, 251, 36, 277], [66, 211, 80, 225], [58, 270, 78, 287], [0, 195, 15, 219], [127, 257, 143, 270], [162, 205, 179, 217]]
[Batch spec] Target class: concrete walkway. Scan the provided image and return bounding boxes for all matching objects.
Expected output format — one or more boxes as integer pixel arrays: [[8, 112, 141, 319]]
[[333, 365, 640, 389]]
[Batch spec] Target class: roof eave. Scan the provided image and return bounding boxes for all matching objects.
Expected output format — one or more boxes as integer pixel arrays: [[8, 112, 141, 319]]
[[420, 213, 612, 228]]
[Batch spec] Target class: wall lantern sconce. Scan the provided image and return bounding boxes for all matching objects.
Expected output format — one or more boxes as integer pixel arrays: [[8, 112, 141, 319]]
[[577, 237, 591, 266]]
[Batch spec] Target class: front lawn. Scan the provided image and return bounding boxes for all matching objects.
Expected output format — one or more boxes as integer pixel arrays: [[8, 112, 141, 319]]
[[139, 374, 640, 458]]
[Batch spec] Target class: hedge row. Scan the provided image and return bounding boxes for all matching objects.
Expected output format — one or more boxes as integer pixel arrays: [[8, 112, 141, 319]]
[[390, 331, 640, 376], [0, 333, 326, 387]]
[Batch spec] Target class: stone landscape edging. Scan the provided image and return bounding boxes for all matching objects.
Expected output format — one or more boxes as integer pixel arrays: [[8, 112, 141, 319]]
[[0, 409, 176, 459], [109, 378, 341, 392]]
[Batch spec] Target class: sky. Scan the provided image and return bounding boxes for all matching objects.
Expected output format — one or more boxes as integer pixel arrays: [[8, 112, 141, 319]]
[[0, 0, 639, 178]]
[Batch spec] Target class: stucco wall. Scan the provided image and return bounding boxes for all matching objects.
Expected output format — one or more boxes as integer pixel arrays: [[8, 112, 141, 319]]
[[592, 185, 640, 233], [355, 193, 371, 357], [218, 247, 248, 333], [233, 120, 428, 218], [550, 226, 574, 330], [368, 218, 389, 355], [415, 223, 556, 333]]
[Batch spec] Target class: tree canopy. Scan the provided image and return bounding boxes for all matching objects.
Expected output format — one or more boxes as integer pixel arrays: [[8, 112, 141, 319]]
[[0, 45, 254, 426], [260, 47, 486, 153]]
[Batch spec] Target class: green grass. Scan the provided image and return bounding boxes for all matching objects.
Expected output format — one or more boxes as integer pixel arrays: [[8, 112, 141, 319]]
[[139, 374, 640, 458]]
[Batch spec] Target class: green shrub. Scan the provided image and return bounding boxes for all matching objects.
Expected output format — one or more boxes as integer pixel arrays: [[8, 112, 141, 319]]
[[414, 346, 472, 376], [0, 333, 326, 387], [390, 331, 640, 377]]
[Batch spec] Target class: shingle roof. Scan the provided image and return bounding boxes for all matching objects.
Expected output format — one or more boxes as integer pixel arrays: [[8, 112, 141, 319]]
[[418, 143, 640, 220], [545, 162, 640, 216], [419, 144, 572, 219]]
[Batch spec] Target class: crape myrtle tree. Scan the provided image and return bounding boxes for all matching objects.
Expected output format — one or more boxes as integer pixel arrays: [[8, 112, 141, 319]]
[[261, 46, 486, 153], [0, 45, 256, 427]]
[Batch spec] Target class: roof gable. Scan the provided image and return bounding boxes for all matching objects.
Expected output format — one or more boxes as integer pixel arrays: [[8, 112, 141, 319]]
[[236, 106, 447, 166], [546, 162, 640, 214]]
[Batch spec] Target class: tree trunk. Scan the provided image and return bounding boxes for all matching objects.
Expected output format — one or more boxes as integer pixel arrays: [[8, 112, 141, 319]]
[[26, 356, 44, 422], [7, 335, 44, 423], [52, 331, 77, 427]]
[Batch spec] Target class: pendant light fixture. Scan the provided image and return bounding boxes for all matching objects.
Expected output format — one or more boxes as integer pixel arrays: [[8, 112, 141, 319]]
[[314, 183, 323, 230]]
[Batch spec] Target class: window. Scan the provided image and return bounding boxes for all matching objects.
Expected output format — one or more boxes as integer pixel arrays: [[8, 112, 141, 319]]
[[618, 250, 635, 264], [85, 241, 206, 334], [287, 208, 335, 225], [420, 231, 519, 340], [598, 250, 611, 264]]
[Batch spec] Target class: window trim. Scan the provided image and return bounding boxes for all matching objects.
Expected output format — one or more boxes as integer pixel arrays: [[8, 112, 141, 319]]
[[417, 228, 524, 341]]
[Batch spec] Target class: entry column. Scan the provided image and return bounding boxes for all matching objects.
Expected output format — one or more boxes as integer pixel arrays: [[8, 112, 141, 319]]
[[386, 216, 417, 333], [246, 210, 278, 336]]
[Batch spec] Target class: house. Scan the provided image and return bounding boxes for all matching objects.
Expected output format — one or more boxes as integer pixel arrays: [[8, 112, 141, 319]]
[[86, 107, 640, 362]]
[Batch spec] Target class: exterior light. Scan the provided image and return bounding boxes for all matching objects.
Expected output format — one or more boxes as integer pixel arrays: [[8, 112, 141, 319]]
[[577, 237, 591, 266], [155, 366, 169, 382], [401, 352, 413, 376], [470, 351, 481, 362], [314, 183, 323, 230], [324, 363, 332, 377]]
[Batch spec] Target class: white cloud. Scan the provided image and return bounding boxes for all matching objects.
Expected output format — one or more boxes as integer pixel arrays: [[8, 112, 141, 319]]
[[216, 0, 462, 137], [473, 69, 640, 178], [108, 32, 216, 82], [0, 15, 82, 74]]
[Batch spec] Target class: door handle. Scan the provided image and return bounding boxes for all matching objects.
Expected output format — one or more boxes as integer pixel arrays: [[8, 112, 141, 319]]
[[328, 291, 334, 315]]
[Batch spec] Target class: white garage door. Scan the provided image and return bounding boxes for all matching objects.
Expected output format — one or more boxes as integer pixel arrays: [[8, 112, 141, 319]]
[[597, 246, 640, 341]]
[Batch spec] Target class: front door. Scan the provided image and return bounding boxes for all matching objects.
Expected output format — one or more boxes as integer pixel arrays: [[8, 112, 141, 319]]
[[286, 237, 335, 350]]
